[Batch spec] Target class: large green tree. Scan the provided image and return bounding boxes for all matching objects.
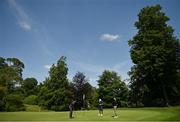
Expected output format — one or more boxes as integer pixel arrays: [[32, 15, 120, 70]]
[[129, 5, 180, 106], [0, 57, 25, 111], [38, 56, 71, 111], [97, 70, 129, 108]]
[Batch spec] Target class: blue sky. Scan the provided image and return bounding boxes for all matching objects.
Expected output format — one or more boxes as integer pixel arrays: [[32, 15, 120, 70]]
[[0, 0, 180, 86]]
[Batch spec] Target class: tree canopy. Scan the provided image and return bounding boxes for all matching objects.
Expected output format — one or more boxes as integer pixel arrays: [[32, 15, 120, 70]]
[[71, 72, 93, 109], [38, 56, 71, 111], [97, 70, 129, 107], [128, 5, 180, 106], [0, 57, 25, 111]]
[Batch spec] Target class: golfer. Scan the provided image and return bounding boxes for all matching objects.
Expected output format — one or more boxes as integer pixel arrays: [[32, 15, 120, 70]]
[[69, 100, 76, 118], [112, 97, 118, 118], [98, 98, 103, 116]]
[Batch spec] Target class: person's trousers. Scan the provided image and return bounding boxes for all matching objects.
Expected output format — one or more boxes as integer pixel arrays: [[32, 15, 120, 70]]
[[69, 110, 73, 118]]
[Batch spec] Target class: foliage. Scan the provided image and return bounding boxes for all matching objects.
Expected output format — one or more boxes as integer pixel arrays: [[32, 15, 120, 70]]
[[97, 70, 129, 108], [0, 57, 25, 111], [5, 93, 25, 111], [89, 87, 98, 109], [128, 5, 180, 106], [38, 56, 71, 111], [6, 58, 24, 78], [23, 95, 38, 105], [71, 72, 93, 109], [21, 77, 38, 96]]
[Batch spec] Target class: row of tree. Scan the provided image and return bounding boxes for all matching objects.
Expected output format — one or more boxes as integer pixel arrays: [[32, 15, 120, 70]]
[[0, 5, 180, 111], [0, 56, 129, 111]]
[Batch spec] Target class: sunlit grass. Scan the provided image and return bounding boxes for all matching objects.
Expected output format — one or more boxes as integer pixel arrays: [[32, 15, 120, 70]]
[[0, 106, 180, 121]]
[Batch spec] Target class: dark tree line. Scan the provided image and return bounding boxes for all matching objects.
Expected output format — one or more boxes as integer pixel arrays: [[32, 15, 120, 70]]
[[37, 57, 128, 111], [0, 56, 128, 111], [0, 4, 180, 112]]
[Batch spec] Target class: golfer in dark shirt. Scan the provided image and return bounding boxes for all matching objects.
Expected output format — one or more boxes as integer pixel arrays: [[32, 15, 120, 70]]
[[69, 100, 76, 118], [112, 98, 118, 118]]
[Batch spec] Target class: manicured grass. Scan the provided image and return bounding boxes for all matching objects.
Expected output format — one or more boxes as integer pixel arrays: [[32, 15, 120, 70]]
[[0, 106, 180, 121]]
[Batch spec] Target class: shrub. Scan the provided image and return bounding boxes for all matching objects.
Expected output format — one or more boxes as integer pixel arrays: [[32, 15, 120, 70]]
[[23, 95, 38, 105], [5, 94, 25, 111]]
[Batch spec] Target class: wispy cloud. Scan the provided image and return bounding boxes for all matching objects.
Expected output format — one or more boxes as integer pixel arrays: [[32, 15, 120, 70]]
[[7, 0, 53, 56], [19, 21, 31, 30], [7, 0, 32, 31], [44, 65, 51, 69], [100, 33, 121, 42]]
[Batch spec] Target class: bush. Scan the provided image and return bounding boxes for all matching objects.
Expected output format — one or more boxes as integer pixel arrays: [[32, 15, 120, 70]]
[[5, 94, 25, 111], [23, 95, 38, 105]]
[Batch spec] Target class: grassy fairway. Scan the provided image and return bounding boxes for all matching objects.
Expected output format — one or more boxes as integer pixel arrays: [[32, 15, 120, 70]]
[[0, 106, 180, 121]]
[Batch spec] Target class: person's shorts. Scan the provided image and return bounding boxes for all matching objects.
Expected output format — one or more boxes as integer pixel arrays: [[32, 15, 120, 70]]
[[113, 106, 117, 109]]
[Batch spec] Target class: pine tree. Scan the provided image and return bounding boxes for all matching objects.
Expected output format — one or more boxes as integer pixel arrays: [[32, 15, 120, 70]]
[[39, 56, 71, 111]]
